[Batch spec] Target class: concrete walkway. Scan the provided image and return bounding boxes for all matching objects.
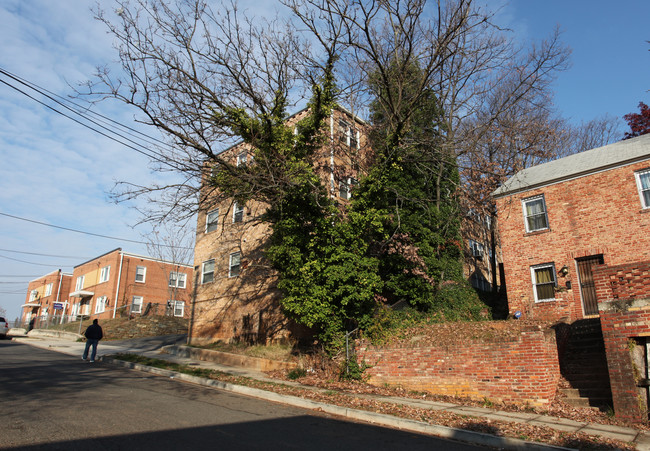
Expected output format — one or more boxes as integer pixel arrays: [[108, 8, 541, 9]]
[[9, 332, 650, 451]]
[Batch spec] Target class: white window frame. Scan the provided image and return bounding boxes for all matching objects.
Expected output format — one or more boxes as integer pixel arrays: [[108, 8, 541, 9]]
[[522, 195, 549, 233], [201, 259, 215, 284], [229, 252, 241, 278], [99, 266, 110, 283], [635, 169, 650, 209], [236, 151, 247, 167], [338, 177, 357, 200], [233, 202, 244, 223], [469, 239, 484, 258], [75, 275, 85, 291], [169, 271, 187, 289], [131, 296, 143, 314], [135, 266, 146, 283], [29, 290, 38, 302], [170, 300, 185, 317], [338, 120, 359, 149], [205, 208, 219, 233], [530, 263, 557, 303], [45, 283, 53, 297], [95, 295, 107, 314]]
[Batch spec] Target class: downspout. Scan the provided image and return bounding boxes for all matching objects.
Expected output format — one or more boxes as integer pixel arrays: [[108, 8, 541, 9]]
[[55, 269, 64, 324], [330, 113, 335, 196], [113, 252, 124, 318]]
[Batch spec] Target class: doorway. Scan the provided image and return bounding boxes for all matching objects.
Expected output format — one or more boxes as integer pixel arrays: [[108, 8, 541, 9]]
[[576, 255, 604, 316]]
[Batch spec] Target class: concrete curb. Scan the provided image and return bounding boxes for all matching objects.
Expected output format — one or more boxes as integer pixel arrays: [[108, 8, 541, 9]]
[[26, 329, 83, 341], [104, 357, 574, 451], [160, 345, 298, 372]]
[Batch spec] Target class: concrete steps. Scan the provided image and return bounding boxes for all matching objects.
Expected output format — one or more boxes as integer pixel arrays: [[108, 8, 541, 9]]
[[557, 318, 613, 410]]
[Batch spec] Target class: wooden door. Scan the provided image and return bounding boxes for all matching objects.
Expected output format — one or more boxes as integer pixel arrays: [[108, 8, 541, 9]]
[[576, 255, 604, 316]]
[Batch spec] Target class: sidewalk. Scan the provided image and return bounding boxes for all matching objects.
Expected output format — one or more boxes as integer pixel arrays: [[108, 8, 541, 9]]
[[11, 333, 650, 451]]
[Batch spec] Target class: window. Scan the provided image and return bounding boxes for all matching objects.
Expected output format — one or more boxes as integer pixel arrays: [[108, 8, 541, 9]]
[[635, 169, 650, 209], [202, 260, 215, 284], [338, 120, 359, 148], [229, 252, 241, 278], [236, 151, 247, 167], [531, 263, 557, 302], [45, 283, 53, 297], [99, 266, 110, 283], [135, 266, 146, 283], [339, 177, 357, 200], [75, 275, 85, 291], [131, 296, 143, 314], [169, 271, 187, 289], [95, 296, 107, 314], [170, 300, 185, 317], [29, 290, 38, 302], [522, 195, 549, 232], [233, 202, 244, 223], [205, 209, 219, 233], [469, 240, 484, 258]]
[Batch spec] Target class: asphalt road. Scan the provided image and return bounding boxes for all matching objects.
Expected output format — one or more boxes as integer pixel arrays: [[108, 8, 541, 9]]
[[0, 340, 491, 450]]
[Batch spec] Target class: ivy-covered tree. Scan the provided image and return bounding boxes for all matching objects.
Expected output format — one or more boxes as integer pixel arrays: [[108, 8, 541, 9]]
[[351, 60, 480, 319]]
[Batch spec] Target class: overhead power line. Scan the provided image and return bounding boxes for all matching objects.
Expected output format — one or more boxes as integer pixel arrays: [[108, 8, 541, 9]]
[[0, 68, 175, 168], [0, 248, 88, 259], [0, 211, 194, 250]]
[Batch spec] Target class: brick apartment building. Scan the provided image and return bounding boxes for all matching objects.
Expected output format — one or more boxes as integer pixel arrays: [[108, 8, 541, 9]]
[[20, 248, 194, 324], [67, 248, 194, 321], [191, 107, 369, 345], [494, 134, 650, 421], [22, 269, 72, 325]]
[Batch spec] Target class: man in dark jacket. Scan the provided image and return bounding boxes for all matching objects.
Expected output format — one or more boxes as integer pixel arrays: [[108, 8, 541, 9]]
[[82, 319, 103, 363]]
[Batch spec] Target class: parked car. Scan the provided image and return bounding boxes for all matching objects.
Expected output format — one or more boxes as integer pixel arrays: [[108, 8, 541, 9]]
[[0, 317, 8, 339]]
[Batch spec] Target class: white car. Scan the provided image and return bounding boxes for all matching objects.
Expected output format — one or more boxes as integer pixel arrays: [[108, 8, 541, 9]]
[[0, 317, 8, 339]]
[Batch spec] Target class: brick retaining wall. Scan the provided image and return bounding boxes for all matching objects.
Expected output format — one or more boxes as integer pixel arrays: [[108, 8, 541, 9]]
[[356, 325, 560, 406]]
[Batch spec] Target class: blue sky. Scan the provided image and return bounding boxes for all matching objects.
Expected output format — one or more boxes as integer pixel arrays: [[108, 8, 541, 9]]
[[0, 0, 648, 321]]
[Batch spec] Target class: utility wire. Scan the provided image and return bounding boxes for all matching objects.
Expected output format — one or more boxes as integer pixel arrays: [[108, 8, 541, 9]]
[[0, 253, 73, 267], [0, 248, 89, 259], [0, 73, 171, 167], [0, 69, 171, 148], [0, 211, 194, 250]]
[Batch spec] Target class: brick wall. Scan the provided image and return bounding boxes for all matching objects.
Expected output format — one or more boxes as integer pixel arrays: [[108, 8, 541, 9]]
[[356, 325, 560, 406], [495, 159, 650, 322], [595, 261, 650, 422]]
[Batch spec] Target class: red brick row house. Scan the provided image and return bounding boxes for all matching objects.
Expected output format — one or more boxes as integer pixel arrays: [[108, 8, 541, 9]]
[[23, 269, 72, 325], [494, 133, 650, 421], [22, 248, 194, 325]]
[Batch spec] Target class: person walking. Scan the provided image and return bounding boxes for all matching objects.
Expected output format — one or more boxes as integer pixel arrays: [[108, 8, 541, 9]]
[[82, 319, 103, 363]]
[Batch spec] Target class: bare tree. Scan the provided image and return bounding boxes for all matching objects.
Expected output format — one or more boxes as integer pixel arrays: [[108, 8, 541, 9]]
[[86, 0, 320, 224], [563, 114, 622, 156]]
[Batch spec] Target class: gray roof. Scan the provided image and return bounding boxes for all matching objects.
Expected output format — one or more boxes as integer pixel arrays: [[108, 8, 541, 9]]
[[492, 133, 650, 198]]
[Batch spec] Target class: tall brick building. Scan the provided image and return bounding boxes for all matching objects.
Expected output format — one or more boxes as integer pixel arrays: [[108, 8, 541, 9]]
[[191, 108, 369, 345]]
